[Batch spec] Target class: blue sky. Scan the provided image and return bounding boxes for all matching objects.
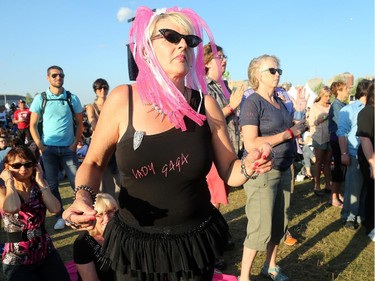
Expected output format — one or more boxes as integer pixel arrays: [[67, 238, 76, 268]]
[[0, 0, 373, 105]]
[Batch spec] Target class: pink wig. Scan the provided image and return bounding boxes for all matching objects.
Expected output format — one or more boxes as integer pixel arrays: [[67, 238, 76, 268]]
[[129, 6, 228, 131]]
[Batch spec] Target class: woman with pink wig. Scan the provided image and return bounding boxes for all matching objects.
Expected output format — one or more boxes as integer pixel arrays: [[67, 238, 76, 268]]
[[62, 6, 272, 281]]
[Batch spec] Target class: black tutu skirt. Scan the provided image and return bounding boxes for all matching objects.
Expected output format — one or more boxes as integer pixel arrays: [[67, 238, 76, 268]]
[[101, 206, 230, 281]]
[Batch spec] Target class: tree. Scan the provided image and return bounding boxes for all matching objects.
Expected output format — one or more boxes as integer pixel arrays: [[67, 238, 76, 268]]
[[350, 78, 365, 96], [25, 93, 34, 104], [312, 82, 324, 95]]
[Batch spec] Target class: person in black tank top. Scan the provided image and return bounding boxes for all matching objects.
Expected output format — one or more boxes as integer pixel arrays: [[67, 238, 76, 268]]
[[63, 7, 273, 281]]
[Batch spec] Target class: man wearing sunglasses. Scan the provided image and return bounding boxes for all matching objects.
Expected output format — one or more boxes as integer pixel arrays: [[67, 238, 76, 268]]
[[29, 65, 84, 230]]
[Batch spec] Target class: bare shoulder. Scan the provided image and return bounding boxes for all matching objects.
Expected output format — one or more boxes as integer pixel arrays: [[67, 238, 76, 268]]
[[204, 94, 222, 117], [85, 103, 94, 112], [97, 84, 133, 136], [102, 84, 131, 111]]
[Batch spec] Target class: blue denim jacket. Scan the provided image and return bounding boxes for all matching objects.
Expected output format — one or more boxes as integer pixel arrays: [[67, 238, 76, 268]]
[[337, 100, 365, 156]]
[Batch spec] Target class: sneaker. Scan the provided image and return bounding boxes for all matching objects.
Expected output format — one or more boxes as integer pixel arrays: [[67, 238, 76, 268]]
[[261, 264, 289, 281], [368, 229, 375, 241], [284, 233, 298, 246], [344, 220, 358, 230], [54, 218, 66, 230]]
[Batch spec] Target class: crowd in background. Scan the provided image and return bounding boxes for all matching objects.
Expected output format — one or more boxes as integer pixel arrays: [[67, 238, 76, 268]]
[[0, 73, 374, 280], [0, 6, 373, 281]]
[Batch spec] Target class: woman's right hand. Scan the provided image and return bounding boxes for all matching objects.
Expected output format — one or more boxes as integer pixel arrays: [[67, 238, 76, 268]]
[[62, 198, 97, 230], [229, 85, 245, 110], [290, 120, 306, 137], [0, 169, 13, 184]]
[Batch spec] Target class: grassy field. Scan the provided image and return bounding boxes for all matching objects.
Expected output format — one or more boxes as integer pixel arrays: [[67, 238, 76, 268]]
[[1, 177, 374, 281]]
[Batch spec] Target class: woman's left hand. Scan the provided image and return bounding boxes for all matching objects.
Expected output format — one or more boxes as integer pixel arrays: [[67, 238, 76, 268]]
[[244, 142, 273, 175]]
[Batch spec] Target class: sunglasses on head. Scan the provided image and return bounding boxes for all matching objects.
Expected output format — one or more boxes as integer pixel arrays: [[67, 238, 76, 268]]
[[152, 29, 202, 48], [51, 73, 65, 79], [262, 68, 283, 75], [9, 162, 34, 169]]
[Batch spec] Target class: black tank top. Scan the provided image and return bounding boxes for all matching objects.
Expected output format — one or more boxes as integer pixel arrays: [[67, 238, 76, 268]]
[[116, 86, 214, 228]]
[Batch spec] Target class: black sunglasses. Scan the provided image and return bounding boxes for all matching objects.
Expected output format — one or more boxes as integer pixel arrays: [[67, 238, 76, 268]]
[[152, 29, 202, 48], [51, 73, 65, 78], [96, 86, 109, 91], [9, 162, 34, 169], [262, 68, 283, 75]]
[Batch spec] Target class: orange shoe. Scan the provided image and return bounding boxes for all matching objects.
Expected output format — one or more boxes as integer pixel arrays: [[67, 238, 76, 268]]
[[284, 233, 298, 246]]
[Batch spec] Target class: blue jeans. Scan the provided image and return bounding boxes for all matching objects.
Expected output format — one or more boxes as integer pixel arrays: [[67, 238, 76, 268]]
[[42, 146, 79, 217], [341, 155, 364, 223]]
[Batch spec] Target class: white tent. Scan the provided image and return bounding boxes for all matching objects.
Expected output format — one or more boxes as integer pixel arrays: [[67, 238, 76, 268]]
[[304, 83, 317, 108], [287, 85, 298, 101]]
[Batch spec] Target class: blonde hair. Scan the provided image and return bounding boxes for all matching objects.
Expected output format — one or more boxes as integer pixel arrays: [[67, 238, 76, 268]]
[[314, 86, 330, 103], [148, 12, 194, 38], [89, 193, 118, 237], [248, 55, 280, 90]]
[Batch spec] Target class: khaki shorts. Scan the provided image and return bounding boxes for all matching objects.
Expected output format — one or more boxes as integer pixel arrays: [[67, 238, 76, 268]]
[[243, 168, 291, 251]]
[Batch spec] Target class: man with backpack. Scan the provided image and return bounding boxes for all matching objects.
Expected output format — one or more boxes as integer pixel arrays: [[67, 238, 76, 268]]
[[30, 65, 83, 230]]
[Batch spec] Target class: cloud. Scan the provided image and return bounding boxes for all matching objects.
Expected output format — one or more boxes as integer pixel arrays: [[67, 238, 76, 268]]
[[155, 8, 167, 14], [117, 7, 134, 22]]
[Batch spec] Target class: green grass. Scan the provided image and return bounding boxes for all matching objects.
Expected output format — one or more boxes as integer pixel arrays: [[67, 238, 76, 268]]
[[1, 178, 374, 281]]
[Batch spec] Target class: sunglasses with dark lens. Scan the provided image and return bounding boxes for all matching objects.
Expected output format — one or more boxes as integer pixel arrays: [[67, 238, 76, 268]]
[[96, 86, 109, 91], [262, 68, 283, 75], [51, 73, 65, 79], [9, 162, 34, 169], [152, 29, 202, 48]]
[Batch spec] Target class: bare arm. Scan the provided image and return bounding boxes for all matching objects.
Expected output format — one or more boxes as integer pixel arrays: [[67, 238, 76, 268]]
[[76, 263, 100, 281], [34, 164, 61, 213], [241, 118, 306, 150], [359, 136, 375, 178], [0, 170, 21, 213], [63, 85, 128, 229], [70, 112, 84, 150], [86, 104, 98, 132], [29, 112, 45, 151], [338, 136, 350, 166]]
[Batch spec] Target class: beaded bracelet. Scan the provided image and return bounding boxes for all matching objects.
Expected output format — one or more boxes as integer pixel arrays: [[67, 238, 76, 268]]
[[241, 156, 259, 180], [74, 185, 96, 203]]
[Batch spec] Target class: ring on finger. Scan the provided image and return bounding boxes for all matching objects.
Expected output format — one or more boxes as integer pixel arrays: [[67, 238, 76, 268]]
[[65, 213, 80, 228], [65, 220, 80, 228]]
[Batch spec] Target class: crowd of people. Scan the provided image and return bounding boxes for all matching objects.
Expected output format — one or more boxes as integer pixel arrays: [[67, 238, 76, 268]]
[[0, 5, 373, 281]]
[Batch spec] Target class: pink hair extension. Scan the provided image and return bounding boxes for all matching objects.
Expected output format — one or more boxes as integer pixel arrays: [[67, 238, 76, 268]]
[[129, 6, 228, 131]]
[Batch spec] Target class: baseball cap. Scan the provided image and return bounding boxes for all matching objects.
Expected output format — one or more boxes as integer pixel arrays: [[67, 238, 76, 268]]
[[18, 99, 26, 103]]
